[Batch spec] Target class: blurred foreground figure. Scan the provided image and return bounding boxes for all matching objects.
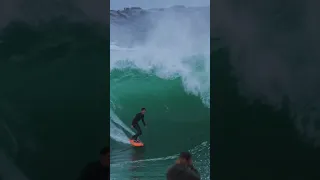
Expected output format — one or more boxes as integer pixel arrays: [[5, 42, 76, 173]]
[[78, 147, 110, 180], [166, 152, 200, 180]]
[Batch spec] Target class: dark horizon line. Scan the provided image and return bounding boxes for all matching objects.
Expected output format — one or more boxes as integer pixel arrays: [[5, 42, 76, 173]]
[[110, 5, 210, 11]]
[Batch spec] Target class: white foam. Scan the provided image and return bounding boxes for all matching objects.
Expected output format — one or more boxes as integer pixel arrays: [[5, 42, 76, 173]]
[[110, 11, 210, 107], [110, 10, 210, 145], [110, 109, 135, 144]]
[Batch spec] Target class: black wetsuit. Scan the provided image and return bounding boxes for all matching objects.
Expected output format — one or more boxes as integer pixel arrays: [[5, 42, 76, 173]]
[[131, 112, 146, 140], [78, 161, 109, 180], [166, 164, 200, 180]]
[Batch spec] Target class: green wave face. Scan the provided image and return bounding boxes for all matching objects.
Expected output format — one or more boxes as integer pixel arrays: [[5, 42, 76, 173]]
[[110, 57, 210, 179], [110, 6, 210, 179]]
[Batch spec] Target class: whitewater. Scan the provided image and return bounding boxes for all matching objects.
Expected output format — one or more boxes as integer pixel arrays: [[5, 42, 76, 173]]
[[110, 6, 210, 179]]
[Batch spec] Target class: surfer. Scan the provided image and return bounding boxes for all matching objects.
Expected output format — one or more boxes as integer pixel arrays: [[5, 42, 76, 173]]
[[166, 152, 200, 180], [131, 108, 147, 142]]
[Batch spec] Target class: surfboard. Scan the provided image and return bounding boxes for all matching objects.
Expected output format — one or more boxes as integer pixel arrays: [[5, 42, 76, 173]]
[[129, 139, 144, 147]]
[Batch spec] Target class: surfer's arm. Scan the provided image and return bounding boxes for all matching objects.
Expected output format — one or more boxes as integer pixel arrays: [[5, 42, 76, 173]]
[[141, 115, 146, 126]]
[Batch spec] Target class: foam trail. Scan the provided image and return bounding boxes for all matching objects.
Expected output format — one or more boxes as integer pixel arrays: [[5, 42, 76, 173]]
[[110, 110, 134, 134], [110, 121, 130, 144], [110, 109, 135, 144]]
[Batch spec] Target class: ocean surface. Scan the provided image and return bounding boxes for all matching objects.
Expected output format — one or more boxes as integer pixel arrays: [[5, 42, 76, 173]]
[[110, 6, 210, 180], [0, 19, 109, 180]]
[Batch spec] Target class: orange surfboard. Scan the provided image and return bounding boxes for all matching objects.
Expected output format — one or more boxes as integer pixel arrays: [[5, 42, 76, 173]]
[[129, 139, 144, 147]]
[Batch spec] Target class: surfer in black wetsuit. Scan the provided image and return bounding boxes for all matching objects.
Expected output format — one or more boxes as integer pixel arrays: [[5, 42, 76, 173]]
[[131, 108, 147, 142]]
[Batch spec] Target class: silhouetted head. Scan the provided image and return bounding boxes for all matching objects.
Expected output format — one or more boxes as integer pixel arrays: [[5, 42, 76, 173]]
[[141, 108, 146, 114], [176, 152, 192, 165], [100, 147, 110, 167]]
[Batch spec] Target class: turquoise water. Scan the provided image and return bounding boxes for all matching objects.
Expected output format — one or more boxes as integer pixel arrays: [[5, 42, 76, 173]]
[[110, 6, 210, 179], [110, 66, 210, 180]]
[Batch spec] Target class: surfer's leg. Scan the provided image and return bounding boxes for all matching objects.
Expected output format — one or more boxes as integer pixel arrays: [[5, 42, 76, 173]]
[[136, 124, 142, 139], [132, 124, 140, 140]]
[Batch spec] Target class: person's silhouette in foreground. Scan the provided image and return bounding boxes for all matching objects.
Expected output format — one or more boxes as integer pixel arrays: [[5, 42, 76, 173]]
[[167, 152, 200, 180], [78, 147, 110, 180]]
